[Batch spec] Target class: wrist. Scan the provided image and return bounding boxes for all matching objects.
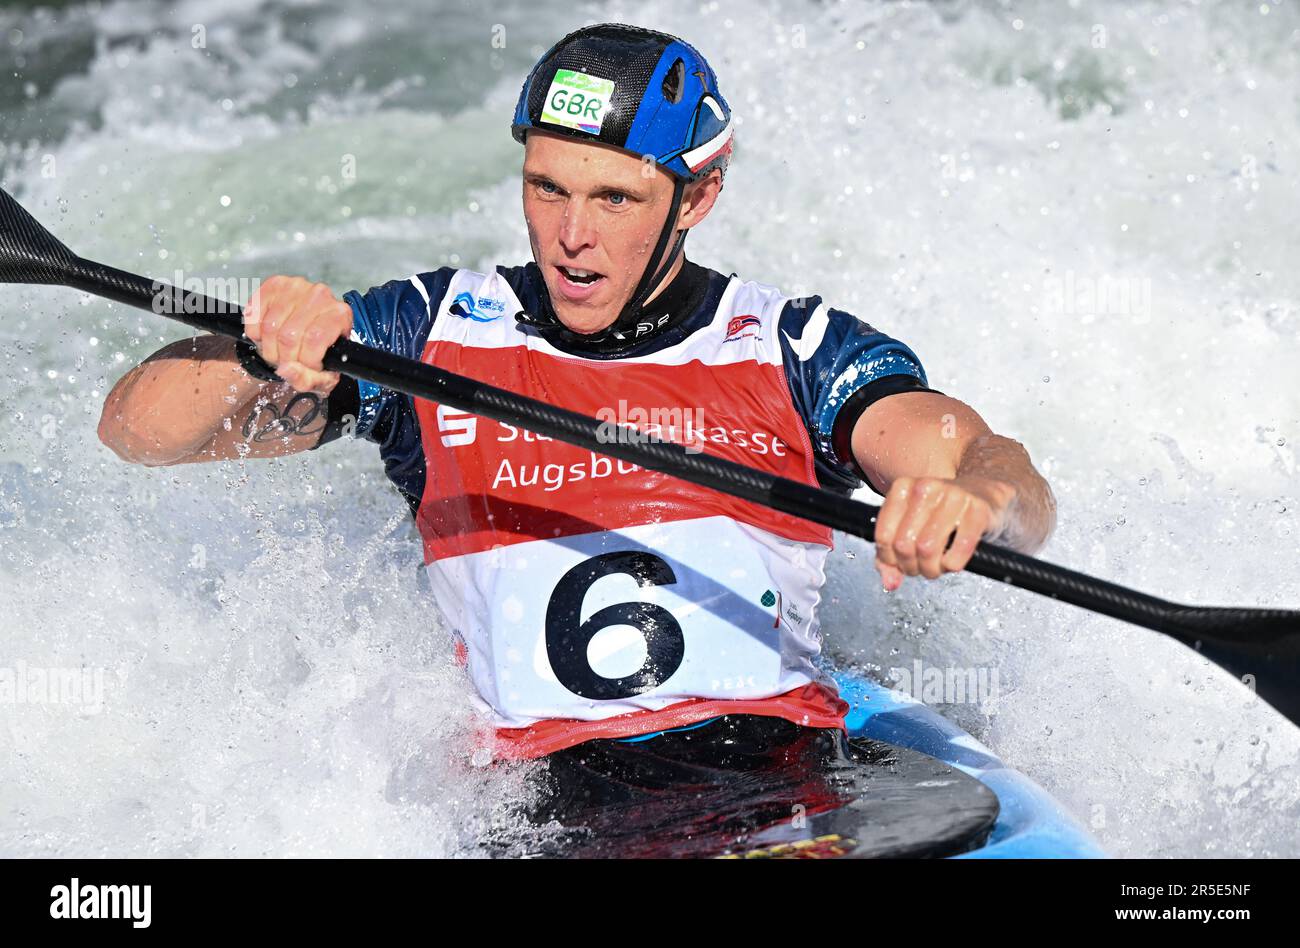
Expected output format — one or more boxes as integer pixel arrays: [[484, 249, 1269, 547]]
[[953, 474, 1018, 515], [235, 338, 280, 382]]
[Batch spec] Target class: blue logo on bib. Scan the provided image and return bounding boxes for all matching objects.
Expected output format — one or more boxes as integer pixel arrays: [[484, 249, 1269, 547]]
[[451, 292, 505, 322]]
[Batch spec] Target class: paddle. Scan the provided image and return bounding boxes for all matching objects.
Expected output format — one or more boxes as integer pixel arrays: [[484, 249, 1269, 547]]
[[2, 186, 1297, 724]]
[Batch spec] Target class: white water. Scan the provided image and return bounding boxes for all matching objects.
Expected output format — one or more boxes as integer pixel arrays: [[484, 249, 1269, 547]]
[[1, 0, 1297, 857]]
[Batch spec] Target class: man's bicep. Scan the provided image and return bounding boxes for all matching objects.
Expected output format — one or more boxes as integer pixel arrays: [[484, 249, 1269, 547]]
[[850, 392, 991, 494]]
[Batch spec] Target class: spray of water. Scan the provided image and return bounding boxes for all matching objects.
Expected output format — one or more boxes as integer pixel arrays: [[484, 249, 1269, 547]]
[[1, 0, 1296, 856]]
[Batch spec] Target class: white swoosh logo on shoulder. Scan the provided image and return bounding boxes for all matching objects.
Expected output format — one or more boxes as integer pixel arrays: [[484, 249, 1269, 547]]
[[780, 302, 830, 361]]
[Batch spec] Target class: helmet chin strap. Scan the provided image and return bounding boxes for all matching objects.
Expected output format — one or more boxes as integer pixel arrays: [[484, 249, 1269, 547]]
[[612, 177, 688, 334], [517, 178, 689, 349]]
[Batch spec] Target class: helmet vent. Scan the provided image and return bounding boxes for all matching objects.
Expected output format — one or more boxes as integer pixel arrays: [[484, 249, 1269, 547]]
[[662, 58, 685, 104]]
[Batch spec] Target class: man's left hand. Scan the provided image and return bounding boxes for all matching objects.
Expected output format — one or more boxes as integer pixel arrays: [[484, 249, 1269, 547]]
[[873, 475, 1016, 590]]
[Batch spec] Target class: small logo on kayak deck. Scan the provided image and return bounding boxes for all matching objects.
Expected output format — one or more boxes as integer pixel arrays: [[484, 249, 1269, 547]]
[[717, 834, 858, 859], [760, 589, 776, 607], [724, 314, 761, 341]]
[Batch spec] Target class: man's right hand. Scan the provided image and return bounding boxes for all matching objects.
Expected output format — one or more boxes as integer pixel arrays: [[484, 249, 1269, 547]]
[[243, 275, 353, 395]]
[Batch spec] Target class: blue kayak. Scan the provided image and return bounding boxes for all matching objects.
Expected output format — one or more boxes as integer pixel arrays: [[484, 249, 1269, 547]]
[[835, 669, 1106, 858], [488, 669, 1105, 858]]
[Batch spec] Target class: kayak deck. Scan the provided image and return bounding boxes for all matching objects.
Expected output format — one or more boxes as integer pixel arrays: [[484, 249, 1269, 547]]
[[834, 670, 1106, 858], [500, 709, 1003, 858]]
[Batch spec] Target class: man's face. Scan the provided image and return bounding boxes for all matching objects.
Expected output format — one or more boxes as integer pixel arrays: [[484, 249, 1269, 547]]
[[522, 130, 681, 335]]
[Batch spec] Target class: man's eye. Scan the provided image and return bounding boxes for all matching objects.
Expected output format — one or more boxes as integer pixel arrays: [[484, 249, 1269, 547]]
[[608, 193, 627, 206], [538, 181, 558, 194]]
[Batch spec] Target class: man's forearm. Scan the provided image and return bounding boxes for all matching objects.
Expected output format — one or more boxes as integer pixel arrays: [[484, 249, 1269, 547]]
[[955, 433, 1056, 554]]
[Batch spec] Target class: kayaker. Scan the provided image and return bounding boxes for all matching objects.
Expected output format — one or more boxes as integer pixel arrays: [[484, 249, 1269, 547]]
[[97, 23, 1055, 849]]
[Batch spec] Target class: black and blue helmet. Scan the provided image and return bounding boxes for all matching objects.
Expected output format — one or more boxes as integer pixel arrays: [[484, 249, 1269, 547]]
[[511, 24, 734, 347], [511, 23, 734, 183]]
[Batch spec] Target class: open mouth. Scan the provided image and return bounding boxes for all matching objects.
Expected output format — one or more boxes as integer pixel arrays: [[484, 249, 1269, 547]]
[[555, 265, 606, 292]]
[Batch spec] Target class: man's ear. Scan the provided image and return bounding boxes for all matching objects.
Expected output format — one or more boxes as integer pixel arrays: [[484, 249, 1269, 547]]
[[677, 169, 723, 230]]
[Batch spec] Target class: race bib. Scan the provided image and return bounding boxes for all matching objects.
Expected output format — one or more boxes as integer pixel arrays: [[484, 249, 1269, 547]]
[[427, 518, 820, 726]]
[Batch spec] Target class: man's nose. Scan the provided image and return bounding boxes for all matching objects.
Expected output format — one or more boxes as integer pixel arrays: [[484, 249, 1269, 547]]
[[558, 198, 596, 254]]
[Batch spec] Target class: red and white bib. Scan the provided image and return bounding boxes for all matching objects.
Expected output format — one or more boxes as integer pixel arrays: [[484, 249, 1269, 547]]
[[409, 268, 848, 758]]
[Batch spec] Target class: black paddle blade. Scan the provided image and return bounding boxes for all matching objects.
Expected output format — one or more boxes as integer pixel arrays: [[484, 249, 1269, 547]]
[[0, 187, 76, 285], [968, 542, 1300, 727], [1166, 606, 1300, 725], [1195, 641, 1300, 725]]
